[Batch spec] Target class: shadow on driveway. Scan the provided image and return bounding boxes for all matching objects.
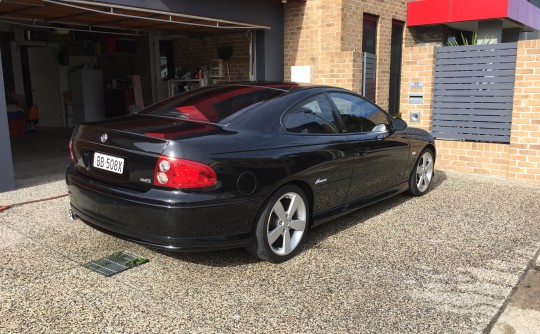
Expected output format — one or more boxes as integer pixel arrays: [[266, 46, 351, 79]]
[[156, 171, 449, 267]]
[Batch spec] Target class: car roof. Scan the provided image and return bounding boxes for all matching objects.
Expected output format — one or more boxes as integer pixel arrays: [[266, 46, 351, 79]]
[[214, 81, 349, 94]]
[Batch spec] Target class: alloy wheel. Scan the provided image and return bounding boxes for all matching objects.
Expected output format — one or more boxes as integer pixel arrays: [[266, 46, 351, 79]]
[[266, 192, 307, 256], [416, 151, 434, 193]]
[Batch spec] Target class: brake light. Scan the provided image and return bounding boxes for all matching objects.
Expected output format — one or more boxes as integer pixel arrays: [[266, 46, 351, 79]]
[[69, 136, 76, 163], [153, 156, 217, 189]]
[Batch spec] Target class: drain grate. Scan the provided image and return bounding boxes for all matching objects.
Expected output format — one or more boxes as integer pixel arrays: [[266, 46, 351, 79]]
[[84, 251, 149, 277]]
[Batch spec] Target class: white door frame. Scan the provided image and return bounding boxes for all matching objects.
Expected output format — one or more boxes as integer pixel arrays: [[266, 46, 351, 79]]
[[11, 41, 65, 127], [149, 33, 172, 103], [27, 46, 63, 127]]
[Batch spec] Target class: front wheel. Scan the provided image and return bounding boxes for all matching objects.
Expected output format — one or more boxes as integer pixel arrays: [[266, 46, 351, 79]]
[[407, 148, 435, 196], [248, 185, 309, 263]]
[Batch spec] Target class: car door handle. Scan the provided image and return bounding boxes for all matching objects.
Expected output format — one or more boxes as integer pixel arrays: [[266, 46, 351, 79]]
[[357, 151, 368, 157]]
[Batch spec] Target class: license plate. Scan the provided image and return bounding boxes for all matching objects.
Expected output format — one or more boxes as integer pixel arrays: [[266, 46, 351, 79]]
[[93, 152, 124, 174]]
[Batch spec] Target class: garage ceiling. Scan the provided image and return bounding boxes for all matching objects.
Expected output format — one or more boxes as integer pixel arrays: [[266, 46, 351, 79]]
[[0, 0, 270, 35]]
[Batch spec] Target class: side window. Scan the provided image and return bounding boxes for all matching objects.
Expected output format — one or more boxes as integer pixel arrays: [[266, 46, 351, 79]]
[[328, 93, 390, 133], [284, 94, 340, 134]]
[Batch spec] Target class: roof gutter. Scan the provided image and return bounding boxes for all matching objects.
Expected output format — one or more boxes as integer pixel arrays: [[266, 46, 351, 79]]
[[43, 0, 271, 30]]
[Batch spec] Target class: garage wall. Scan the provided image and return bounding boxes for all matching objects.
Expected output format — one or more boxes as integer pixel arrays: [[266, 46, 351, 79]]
[[102, 0, 284, 81], [99, 37, 153, 107], [52, 33, 153, 107], [173, 33, 250, 83], [0, 48, 15, 192]]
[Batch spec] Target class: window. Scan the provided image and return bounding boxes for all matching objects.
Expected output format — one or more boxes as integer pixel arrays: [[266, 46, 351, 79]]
[[362, 14, 378, 54], [140, 85, 292, 124], [284, 94, 340, 134], [388, 20, 404, 116], [328, 93, 389, 133], [362, 14, 378, 101]]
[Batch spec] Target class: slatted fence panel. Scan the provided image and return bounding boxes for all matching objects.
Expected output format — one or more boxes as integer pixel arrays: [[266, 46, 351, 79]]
[[432, 43, 517, 143], [362, 52, 376, 101]]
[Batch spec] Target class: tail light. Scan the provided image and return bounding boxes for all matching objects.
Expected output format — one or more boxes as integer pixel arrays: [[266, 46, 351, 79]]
[[153, 156, 217, 189], [69, 136, 76, 163]]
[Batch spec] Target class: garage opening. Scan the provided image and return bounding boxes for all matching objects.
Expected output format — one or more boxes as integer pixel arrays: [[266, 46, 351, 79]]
[[1, 0, 273, 191]]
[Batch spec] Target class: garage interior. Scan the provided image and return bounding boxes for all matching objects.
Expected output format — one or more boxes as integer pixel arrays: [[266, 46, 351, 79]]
[[1, 0, 272, 190]]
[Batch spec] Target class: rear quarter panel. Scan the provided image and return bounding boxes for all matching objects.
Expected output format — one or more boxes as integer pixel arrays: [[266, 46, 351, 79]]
[[164, 129, 353, 216]]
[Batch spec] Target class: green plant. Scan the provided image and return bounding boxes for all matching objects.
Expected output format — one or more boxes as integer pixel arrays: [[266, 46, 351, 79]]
[[111, 251, 124, 259], [110, 251, 148, 267], [96, 260, 109, 267], [123, 256, 149, 268], [217, 46, 233, 61], [446, 32, 494, 46]]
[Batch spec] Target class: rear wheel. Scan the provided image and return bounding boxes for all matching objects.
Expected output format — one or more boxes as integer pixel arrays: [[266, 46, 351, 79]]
[[407, 148, 435, 196], [248, 185, 309, 263]]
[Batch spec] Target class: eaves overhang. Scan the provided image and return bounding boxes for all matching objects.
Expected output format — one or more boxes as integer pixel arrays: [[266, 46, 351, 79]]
[[407, 0, 540, 31], [0, 0, 271, 35]]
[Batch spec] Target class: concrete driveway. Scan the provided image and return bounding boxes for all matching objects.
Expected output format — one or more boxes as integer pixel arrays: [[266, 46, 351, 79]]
[[1, 171, 539, 333]]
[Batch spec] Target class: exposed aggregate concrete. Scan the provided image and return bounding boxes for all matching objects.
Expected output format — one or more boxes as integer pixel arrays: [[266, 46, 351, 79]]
[[0, 171, 539, 333]]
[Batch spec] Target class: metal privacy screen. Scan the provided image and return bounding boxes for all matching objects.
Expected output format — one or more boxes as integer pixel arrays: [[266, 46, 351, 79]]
[[432, 43, 517, 143]]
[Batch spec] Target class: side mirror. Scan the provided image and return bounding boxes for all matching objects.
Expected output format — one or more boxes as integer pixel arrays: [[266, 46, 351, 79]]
[[392, 118, 407, 131]]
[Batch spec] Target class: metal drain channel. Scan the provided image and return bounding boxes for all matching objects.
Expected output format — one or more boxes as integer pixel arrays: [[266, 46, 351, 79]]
[[84, 251, 149, 277]]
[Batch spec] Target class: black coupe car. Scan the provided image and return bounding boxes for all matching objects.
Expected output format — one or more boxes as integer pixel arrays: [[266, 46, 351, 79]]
[[66, 82, 435, 263]]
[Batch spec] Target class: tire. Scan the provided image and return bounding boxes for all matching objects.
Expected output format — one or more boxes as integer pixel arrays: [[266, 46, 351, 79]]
[[248, 185, 310, 263], [407, 147, 435, 196]]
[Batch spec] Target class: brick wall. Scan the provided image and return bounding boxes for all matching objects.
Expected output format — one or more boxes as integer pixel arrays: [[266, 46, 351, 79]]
[[400, 42, 540, 185], [508, 40, 540, 183], [284, 1, 355, 89], [172, 33, 250, 83], [435, 141, 510, 177], [399, 45, 435, 130], [283, 0, 408, 109]]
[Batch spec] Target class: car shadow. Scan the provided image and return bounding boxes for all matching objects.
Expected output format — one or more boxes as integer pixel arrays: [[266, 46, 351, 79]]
[[156, 170, 449, 267], [307, 170, 448, 249], [155, 247, 259, 267], [430, 169, 448, 191]]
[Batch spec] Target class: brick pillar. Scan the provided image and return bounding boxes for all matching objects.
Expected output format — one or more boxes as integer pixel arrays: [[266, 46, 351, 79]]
[[284, 1, 355, 89], [375, 15, 392, 110], [399, 46, 436, 131], [284, 0, 408, 97], [508, 40, 540, 184]]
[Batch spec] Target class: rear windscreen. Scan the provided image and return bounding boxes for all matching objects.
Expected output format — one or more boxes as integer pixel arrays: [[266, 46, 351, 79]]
[[139, 85, 293, 124]]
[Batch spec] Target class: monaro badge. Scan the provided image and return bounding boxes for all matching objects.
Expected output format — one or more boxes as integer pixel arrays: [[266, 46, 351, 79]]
[[315, 178, 327, 185], [100, 133, 108, 143]]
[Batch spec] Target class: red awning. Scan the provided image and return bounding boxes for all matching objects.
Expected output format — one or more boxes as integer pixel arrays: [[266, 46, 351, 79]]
[[407, 0, 540, 31]]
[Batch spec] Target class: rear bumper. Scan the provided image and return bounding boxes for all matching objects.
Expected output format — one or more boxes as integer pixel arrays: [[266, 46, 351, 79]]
[[66, 165, 260, 251]]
